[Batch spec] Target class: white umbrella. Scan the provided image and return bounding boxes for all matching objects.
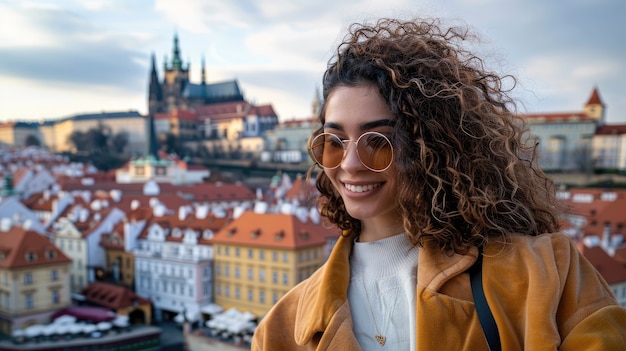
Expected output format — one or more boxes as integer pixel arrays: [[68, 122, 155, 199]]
[[201, 303, 224, 315], [54, 315, 77, 325], [173, 313, 185, 324], [42, 325, 57, 337], [55, 324, 69, 336], [68, 324, 83, 334], [96, 322, 112, 331], [241, 311, 256, 321], [112, 315, 129, 328], [185, 307, 200, 322], [24, 325, 45, 338], [82, 324, 97, 334]]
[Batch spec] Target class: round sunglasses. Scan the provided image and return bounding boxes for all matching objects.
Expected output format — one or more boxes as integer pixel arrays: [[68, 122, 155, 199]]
[[308, 131, 394, 172]]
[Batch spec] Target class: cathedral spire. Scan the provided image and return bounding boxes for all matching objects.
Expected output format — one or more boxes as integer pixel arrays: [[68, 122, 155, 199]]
[[201, 55, 206, 85], [148, 53, 162, 116], [171, 33, 183, 70]]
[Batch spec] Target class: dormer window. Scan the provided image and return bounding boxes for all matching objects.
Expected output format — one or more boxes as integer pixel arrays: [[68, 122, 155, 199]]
[[227, 228, 236, 237], [25, 252, 37, 262], [172, 228, 182, 238], [250, 229, 260, 239], [203, 230, 213, 240], [275, 231, 285, 241], [45, 250, 56, 260]]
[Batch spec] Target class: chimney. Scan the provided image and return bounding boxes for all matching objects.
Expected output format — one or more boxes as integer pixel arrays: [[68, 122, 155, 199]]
[[602, 221, 611, 251], [0, 218, 12, 232]]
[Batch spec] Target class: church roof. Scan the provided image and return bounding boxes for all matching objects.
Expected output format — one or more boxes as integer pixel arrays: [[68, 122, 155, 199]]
[[183, 80, 244, 103], [52, 111, 143, 124], [586, 87, 604, 106]]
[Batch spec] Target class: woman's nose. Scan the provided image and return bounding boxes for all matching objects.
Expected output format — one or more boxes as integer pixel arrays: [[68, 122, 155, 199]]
[[340, 141, 365, 171]]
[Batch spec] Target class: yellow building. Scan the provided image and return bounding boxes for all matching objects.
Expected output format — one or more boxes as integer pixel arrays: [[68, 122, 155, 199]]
[[100, 221, 136, 289], [39, 111, 147, 154], [0, 226, 72, 335], [0, 122, 41, 147], [212, 211, 339, 317]]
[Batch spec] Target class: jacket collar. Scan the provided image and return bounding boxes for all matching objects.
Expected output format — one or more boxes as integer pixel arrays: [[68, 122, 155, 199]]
[[293, 230, 479, 344]]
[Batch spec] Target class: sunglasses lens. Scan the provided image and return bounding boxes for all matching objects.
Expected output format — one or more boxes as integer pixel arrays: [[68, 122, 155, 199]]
[[310, 134, 344, 168], [310, 132, 393, 171], [357, 132, 393, 171]]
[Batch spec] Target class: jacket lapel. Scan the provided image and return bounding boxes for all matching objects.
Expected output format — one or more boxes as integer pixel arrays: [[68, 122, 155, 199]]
[[294, 230, 357, 345]]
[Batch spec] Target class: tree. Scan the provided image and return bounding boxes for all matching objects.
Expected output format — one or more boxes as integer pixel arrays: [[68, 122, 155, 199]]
[[68, 130, 90, 153], [111, 131, 129, 154], [66, 126, 130, 171]]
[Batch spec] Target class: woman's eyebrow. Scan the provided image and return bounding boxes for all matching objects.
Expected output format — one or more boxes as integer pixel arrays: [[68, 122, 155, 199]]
[[323, 119, 394, 131]]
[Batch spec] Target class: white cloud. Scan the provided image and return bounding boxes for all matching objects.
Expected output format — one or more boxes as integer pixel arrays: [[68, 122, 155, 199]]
[[0, 4, 63, 47], [154, 0, 252, 33]]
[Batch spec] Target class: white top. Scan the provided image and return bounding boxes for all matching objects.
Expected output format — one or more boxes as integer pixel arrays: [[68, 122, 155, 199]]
[[348, 233, 419, 350]]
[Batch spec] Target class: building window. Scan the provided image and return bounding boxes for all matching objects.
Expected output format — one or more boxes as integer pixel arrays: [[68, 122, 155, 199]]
[[52, 290, 60, 304], [225, 265, 230, 277], [216, 284, 221, 296], [273, 292, 279, 304], [248, 249, 254, 259], [216, 264, 221, 276], [225, 285, 230, 297], [235, 248, 240, 257], [25, 294, 34, 309], [272, 251, 278, 262], [23, 272, 33, 285], [235, 267, 240, 278], [272, 271, 278, 284], [51, 270, 58, 281], [248, 268, 254, 281], [225, 247, 230, 256], [259, 290, 265, 304], [259, 250, 265, 260], [248, 288, 253, 302], [259, 269, 265, 283], [217, 246, 221, 255], [235, 287, 241, 299], [283, 252, 288, 263], [283, 273, 288, 285]]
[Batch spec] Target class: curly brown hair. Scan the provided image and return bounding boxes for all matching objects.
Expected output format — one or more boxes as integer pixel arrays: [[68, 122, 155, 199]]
[[309, 17, 562, 254]]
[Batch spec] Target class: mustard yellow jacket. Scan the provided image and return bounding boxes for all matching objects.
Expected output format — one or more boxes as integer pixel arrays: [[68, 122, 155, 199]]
[[252, 232, 626, 350]]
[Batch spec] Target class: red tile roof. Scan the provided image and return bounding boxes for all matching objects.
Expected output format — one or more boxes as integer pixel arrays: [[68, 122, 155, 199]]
[[196, 101, 277, 122], [578, 245, 626, 284], [212, 211, 339, 249], [80, 282, 151, 310], [522, 111, 594, 122], [137, 210, 229, 245], [596, 124, 626, 135], [189, 182, 256, 202], [0, 226, 71, 268]]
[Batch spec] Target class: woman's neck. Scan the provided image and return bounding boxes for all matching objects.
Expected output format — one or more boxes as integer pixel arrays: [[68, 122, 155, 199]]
[[358, 218, 405, 242]]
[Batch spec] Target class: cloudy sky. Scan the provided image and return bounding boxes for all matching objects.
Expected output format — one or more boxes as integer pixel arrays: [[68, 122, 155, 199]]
[[1, 0, 624, 124]]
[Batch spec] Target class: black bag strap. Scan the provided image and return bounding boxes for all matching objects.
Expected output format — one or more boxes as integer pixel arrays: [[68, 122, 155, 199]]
[[469, 250, 501, 351]]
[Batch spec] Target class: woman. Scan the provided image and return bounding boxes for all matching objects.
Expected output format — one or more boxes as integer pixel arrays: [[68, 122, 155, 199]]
[[252, 18, 626, 350]]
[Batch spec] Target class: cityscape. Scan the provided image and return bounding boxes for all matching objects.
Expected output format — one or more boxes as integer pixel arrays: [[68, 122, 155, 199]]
[[2, 21, 626, 351]]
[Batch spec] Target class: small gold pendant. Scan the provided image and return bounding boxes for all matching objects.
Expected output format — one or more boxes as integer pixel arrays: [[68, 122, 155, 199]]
[[375, 334, 386, 346]]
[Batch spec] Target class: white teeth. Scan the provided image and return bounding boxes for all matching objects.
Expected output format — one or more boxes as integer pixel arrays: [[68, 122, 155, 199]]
[[344, 183, 381, 193]]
